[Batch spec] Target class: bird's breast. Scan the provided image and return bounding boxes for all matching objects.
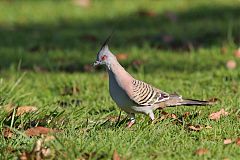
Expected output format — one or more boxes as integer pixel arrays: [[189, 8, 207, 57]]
[[108, 74, 134, 108]]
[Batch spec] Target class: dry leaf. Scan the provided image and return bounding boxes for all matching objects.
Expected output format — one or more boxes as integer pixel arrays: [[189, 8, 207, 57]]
[[195, 148, 209, 155], [236, 138, 240, 146], [25, 126, 56, 137], [209, 109, 229, 120], [113, 150, 120, 160], [224, 139, 232, 144], [170, 114, 177, 119], [234, 48, 240, 58], [116, 53, 128, 61], [3, 128, 13, 138], [16, 106, 37, 116], [188, 125, 202, 131], [226, 60, 237, 70]]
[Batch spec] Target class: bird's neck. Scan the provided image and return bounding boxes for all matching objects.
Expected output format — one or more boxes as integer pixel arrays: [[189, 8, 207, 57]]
[[107, 60, 133, 86]]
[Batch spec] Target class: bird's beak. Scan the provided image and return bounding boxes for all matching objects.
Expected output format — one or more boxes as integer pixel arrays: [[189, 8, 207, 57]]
[[93, 60, 102, 67]]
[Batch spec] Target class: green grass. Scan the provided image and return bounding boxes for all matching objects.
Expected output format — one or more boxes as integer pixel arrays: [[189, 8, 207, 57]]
[[0, 0, 240, 159]]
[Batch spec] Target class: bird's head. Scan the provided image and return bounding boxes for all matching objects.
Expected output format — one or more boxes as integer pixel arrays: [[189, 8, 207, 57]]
[[94, 34, 116, 69]]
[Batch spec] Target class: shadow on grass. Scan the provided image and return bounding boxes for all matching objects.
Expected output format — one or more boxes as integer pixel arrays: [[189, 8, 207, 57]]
[[0, 5, 239, 72]]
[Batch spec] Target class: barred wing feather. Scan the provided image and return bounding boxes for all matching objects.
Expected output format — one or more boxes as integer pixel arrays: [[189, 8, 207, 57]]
[[131, 79, 169, 106]]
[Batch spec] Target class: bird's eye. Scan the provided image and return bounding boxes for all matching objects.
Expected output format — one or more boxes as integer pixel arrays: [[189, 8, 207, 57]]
[[101, 55, 107, 61]]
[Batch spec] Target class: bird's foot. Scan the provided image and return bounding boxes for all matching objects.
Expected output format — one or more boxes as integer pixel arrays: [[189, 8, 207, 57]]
[[127, 121, 135, 128], [127, 118, 135, 128]]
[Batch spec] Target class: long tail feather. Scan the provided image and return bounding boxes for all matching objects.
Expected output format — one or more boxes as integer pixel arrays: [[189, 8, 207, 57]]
[[165, 93, 218, 107], [179, 99, 214, 106]]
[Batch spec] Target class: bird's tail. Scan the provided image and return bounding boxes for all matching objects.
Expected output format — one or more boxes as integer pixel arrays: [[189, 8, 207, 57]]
[[179, 99, 214, 106], [165, 93, 217, 107]]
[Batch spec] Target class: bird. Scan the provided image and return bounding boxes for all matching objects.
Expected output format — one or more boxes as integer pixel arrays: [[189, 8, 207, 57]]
[[94, 35, 215, 127]]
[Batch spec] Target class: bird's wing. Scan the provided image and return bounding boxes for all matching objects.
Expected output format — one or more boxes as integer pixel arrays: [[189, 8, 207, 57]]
[[129, 79, 170, 106]]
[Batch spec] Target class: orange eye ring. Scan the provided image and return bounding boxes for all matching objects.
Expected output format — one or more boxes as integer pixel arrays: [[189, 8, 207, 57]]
[[101, 55, 107, 61]]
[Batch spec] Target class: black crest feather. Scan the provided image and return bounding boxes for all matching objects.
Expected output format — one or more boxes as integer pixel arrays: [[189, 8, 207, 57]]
[[99, 31, 114, 51]]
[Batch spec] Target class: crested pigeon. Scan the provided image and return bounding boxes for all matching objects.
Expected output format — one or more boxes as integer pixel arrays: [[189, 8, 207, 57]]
[[94, 36, 215, 127]]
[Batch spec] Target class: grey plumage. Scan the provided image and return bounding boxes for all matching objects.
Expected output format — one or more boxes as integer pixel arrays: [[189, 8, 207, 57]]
[[94, 36, 215, 127]]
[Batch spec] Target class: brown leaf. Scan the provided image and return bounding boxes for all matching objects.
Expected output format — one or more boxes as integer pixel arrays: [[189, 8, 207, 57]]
[[25, 126, 56, 137], [209, 109, 229, 120], [188, 125, 202, 131], [170, 114, 177, 119], [226, 60, 237, 70], [16, 106, 37, 116], [113, 150, 120, 160], [116, 53, 128, 61], [224, 139, 232, 144], [234, 48, 240, 58], [236, 138, 240, 146], [195, 148, 209, 156], [3, 128, 13, 139]]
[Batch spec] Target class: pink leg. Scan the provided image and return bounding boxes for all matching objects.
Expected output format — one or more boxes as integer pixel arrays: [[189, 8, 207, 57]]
[[127, 120, 135, 128], [127, 113, 135, 128]]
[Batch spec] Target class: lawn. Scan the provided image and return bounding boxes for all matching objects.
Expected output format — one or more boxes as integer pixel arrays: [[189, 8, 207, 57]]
[[0, 0, 240, 159]]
